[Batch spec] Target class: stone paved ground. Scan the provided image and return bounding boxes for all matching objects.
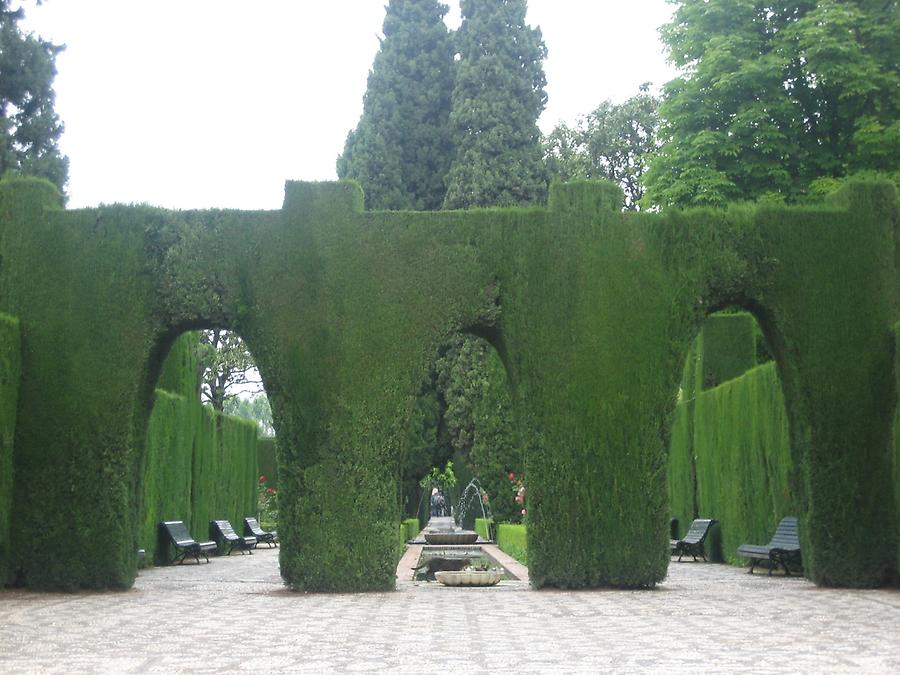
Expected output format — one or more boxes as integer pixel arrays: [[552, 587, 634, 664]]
[[2, 546, 899, 673]]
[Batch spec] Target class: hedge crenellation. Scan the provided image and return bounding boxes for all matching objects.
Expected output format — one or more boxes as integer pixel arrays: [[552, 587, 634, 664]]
[[0, 175, 896, 591]]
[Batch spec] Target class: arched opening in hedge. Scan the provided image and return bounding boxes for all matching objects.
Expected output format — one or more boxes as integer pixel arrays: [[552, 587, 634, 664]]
[[136, 328, 276, 567], [668, 309, 795, 567], [401, 331, 522, 534]]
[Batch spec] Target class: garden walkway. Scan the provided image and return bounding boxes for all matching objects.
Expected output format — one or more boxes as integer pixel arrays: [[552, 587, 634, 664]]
[[1, 546, 899, 672]]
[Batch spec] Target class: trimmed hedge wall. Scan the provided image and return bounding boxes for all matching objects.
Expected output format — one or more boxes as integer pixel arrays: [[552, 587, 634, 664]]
[[699, 313, 756, 389], [0, 313, 20, 586], [0, 175, 895, 591], [895, 323, 900, 571], [141, 333, 258, 566], [694, 363, 793, 563], [497, 524, 527, 565], [256, 436, 278, 489]]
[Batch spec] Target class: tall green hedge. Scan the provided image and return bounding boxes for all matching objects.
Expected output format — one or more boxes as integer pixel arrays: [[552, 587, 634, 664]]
[[141, 332, 258, 566], [699, 313, 756, 389], [894, 322, 900, 571], [256, 436, 278, 489], [0, 175, 895, 591], [693, 362, 793, 563], [141, 389, 196, 565], [0, 313, 20, 586]]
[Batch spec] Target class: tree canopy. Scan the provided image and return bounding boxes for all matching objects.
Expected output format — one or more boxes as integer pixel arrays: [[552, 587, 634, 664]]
[[545, 85, 658, 209], [336, 0, 455, 211], [644, 0, 900, 208], [442, 0, 548, 209], [0, 1, 68, 192]]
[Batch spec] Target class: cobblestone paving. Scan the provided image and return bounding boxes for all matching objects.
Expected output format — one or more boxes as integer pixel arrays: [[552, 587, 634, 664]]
[[1, 547, 899, 673]]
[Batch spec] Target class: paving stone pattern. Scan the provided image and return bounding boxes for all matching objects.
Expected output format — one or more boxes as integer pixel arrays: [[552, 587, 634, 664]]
[[1, 547, 899, 673]]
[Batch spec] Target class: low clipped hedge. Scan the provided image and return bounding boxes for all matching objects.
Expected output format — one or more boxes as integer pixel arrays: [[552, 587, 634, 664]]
[[0, 313, 20, 586], [402, 517, 420, 542], [497, 524, 527, 565], [475, 517, 493, 541]]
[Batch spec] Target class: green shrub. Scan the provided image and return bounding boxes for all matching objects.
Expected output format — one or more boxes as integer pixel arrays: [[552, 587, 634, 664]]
[[497, 523, 527, 565]]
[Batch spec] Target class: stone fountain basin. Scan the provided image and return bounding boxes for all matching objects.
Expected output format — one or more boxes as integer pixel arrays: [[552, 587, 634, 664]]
[[424, 531, 479, 545], [435, 570, 503, 587]]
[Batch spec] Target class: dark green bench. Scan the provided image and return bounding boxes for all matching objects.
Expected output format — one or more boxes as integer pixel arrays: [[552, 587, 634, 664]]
[[670, 518, 717, 562], [209, 519, 257, 555], [244, 517, 278, 548], [737, 516, 801, 575], [161, 520, 217, 564]]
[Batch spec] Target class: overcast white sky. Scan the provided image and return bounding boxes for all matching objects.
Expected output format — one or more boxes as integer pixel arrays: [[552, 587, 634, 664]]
[[22, 1, 677, 210]]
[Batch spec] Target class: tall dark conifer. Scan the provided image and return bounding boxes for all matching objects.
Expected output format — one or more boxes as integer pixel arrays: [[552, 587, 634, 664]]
[[337, 0, 455, 211], [443, 0, 548, 209], [0, 1, 68, 192]]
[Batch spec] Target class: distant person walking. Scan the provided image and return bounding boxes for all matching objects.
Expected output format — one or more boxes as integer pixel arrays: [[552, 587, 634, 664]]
[[429, 487, 444, 517]]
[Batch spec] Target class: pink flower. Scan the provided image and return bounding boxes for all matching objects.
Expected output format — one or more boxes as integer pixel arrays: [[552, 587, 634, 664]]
[[508, 472, 515, 481], [521, 509, 527, 515], [266, 487, 275, 495], [259, 475, 266, 483]]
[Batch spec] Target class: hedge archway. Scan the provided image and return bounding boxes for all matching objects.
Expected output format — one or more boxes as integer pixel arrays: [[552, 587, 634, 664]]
[[0, 177, 895, 591]]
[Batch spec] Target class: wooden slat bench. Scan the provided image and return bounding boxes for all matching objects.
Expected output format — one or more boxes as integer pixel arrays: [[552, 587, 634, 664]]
[[670, 518, 718, 562], [209, 519, 257, 555], [161, 520, 217, 564], [737, 516, 801, 575]]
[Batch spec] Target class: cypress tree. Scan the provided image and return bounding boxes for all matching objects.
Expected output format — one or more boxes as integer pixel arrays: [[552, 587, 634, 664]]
[[337, 0, 455, 211], [443, 0, 548, 209]]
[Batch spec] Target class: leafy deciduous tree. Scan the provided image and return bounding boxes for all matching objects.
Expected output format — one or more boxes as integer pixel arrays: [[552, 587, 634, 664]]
[[545, 84, 659, 209], [197, 329, 262, 412], [644, 0, 899, 208], [337, 0, 455, 211]]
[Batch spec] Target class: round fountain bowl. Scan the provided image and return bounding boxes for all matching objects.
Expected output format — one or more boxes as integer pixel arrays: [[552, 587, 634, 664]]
[[424, 531, 479, 545], [435, 570, 503, 587]]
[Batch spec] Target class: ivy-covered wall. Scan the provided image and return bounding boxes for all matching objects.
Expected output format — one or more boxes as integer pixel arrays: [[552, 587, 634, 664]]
[[0, 313, 20, 586], [0, 175, 895, 591]]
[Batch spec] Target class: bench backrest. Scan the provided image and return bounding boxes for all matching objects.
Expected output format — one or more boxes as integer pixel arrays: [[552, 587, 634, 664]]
[[244, 517, 265, 537], [162, 520, 195, 546], [768, 516, 800, 550], [682, 518, 717, 544], [211, 520, 239, 541]]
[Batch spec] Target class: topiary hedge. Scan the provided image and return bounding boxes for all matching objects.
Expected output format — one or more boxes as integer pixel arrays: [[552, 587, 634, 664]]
[[0, 313, 20, 586], [0, 175, 895, 591]]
